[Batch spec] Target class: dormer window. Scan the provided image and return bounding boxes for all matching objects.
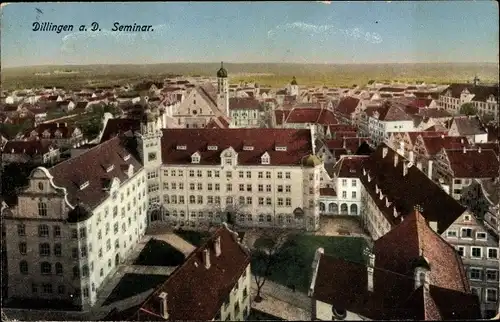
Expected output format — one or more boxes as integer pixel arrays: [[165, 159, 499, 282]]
[[191, 152, 201, 164], [176, 145, 187, 150], [243, 145, 254, 151], [261, 152, 270, 165], [80, 181, 89, 190], [106, 165, 114, 173], [275, 146, 287, 151], [123, 154, 131, 161], [207, 145, 218, 151]]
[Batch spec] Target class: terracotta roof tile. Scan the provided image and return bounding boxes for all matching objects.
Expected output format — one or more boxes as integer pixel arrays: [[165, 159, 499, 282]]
[[376, 102, 413, 121], [160, 128, 313, 166], [21, 122, 78, 140], [444, 148, 499, 178], [420, 136, 469, 156], [134, 225, 250, 321], [320, 187, 336, 196], [48, 136, 142, 209], [406, 132, 448, 146], [2, 140, 55, 156], [284, 108, 337, 125], [100, 118, 141, 143], [475, 142, 499, 156], [335, 97, 360, 117], [331, 155, 368, 178]]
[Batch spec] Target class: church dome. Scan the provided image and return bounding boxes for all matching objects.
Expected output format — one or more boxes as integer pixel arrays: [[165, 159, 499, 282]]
[[291, 76, 298, 85], [302, 154, 322, 167], [217, 61, 228, 78]]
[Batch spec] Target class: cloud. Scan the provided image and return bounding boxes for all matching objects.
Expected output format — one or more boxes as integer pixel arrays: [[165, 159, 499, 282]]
[[316, 1, 332, 4], [267, 21, 383, 44], [60, 24, 170, 53]]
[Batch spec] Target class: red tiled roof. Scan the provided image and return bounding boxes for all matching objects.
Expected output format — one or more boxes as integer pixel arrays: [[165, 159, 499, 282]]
[[376, 102, 413, 121], [48, 136, 142, 209], [100, 118, 141, 143], [327, 124, 357, 133], [160, 128, 313, 166], [331, 155, 368, 178], [406, 132, 448, 146], [444, 148, 500, 178], [228, 98, 262, 110], [2, 140, 55, 156], [284, 108, 337, 125], [452, 116, 487, 136], [420, 136, 469, 156], [312, 210, 479, 320], [359, 144, 466, 233], [335, 97, 360, 117], [134, 225, 250, 321], [379, 87, 406, 93], [475, 142, 499, 156], [320, 187, 336, 196]]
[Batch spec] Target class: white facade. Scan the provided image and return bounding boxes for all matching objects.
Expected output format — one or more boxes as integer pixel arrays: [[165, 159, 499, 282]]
[[4, 166, 147, 309], [368, 115, 415, 146]]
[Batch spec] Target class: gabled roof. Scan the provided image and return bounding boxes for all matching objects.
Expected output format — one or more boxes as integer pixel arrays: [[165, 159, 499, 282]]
[[21, 122, 78, 140], [330, 155, 368, 178], [441, 83, 499, 102], [279, 107, 337, 125], [452, 116, 487, 136], [444, 148, 499, 178], [160, 128, 313, 166], [359, 144, 466, 233], [100, 118, 141, 143], [376, 102, 413, 121], [335, 97, 360, 117], [2, 140, 55, 156], [47, 136, 142, 209], [133, 224, 250, 321], [406, 132, 447, 146], [311, 210, 479, 320], [420, 135, 469, 156]]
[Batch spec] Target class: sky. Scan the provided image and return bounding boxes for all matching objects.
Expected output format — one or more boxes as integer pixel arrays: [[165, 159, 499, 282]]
[[1, 1, 498, 67]]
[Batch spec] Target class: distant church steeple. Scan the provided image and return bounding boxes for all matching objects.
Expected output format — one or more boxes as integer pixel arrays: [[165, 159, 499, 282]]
[[216, 61, 229, 116]]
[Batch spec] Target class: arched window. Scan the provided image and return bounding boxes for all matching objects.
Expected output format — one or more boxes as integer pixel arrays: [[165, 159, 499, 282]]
[[247, 214, 253, 221], [266, 215, 272, 222], [82, 265, 89, 277], [319, 202, 326, 211], [259, 214, 264, 222], [19, 260, 28, 274], [278, 214, 284, 223], [350, 204, 358, 215], [38, 224, 49, 237], [329, 203, 338, 214], [55, 262, 63, 275], [180, 211, 185, 218], [172, 210, 177, 217], [40, 262, 52, 275], [340, 203, 348, 214]]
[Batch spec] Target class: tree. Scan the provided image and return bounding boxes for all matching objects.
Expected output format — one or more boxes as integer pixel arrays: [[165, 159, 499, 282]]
[[459, 103, 478, 116], [251, 229, 294, 302]]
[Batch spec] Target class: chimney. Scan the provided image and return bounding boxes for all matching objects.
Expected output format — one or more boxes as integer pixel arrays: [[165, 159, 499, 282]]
[[367, 253, 375, 292], [463, 146, 466, 154], [158, 292, 169, 319], [478, 146, 482, 153], [403, 162, 409, 176], [393, 206, 399, 217], [343, 138, 346, 149], [214, 236, 221, 257], [394, 154, 399, 167], [203, 249, 211, 269], [427, 160, 433, 179], [416, 162, 423, 171], [408, 150, 415, 163], [382, 147, 388, 158], [375, 184, 379, 194], [385, 196, 390, 208], [460, 138, 464, 144], [379, 190, 384, 200], [441, 134, 444, 139]]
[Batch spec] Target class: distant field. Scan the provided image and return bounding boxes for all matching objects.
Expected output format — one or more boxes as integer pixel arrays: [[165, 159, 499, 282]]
[[1, 62, 498, 90]]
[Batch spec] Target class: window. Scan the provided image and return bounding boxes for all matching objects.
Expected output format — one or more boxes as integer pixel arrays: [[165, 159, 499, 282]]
[[239, 184, 244, 192], [258, 172, 263, 178], [79, 227, 87, 238], [266, 184, 271, 192], [55, 263, 63, 275], [342, 191, 347, 198], [226, 184, 232, 192], [247, 184, 252, 192], [285, 198, 291, 206], [471, 247, 482, 259], [476, 232, 487, 240], [19, 261, 28, 274], [277, 185, 283, 193], [470, 268, 482, 281], [58, 285, 65, 294], [486, 270, 499, 282], [486, 289, 498, 303], [42, 283, 53, 294], [266, 171, 271, 179], [266, 197, 272, 205], [226, 171, 232, 178], [197, 170, 202, 177], [351, 179, 357, 187], [17, 224, 26, 236], [342, 179, 347, 186], [239, 171, 244, 178], [38, 202, 47, 217], [285, 172, 291, 179], [461, 228, 472, 238], [285, 185, 291, 193], [38, 225, 49, 237], [352, 191, 357, 199], [447, 230, 457, 237], [73, 266, 80, 278], [19, 242, 27, 255], [471, 287, 481, 301], [39, 243, 51, 256], [457, 246, 465, 257], [53, 225, 61, 237], [40, 262, 52, 275], [246, 171, 252, 178], [277, 198, 283, 206], [488, 248, 498, 259], [208, 183, 213, 191], [246, 197, 252, 205]]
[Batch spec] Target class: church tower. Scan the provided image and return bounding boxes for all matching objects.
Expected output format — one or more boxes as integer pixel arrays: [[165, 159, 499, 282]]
[[216, 61, 229, 116], [288, 76, 299, 96]]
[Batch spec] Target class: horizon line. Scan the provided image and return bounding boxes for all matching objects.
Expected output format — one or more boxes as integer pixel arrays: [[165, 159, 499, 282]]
[[2, 61, 499, 69]]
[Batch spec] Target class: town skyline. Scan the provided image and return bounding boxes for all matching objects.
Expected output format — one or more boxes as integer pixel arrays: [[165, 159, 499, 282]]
[[1, 1, 498, 68]]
